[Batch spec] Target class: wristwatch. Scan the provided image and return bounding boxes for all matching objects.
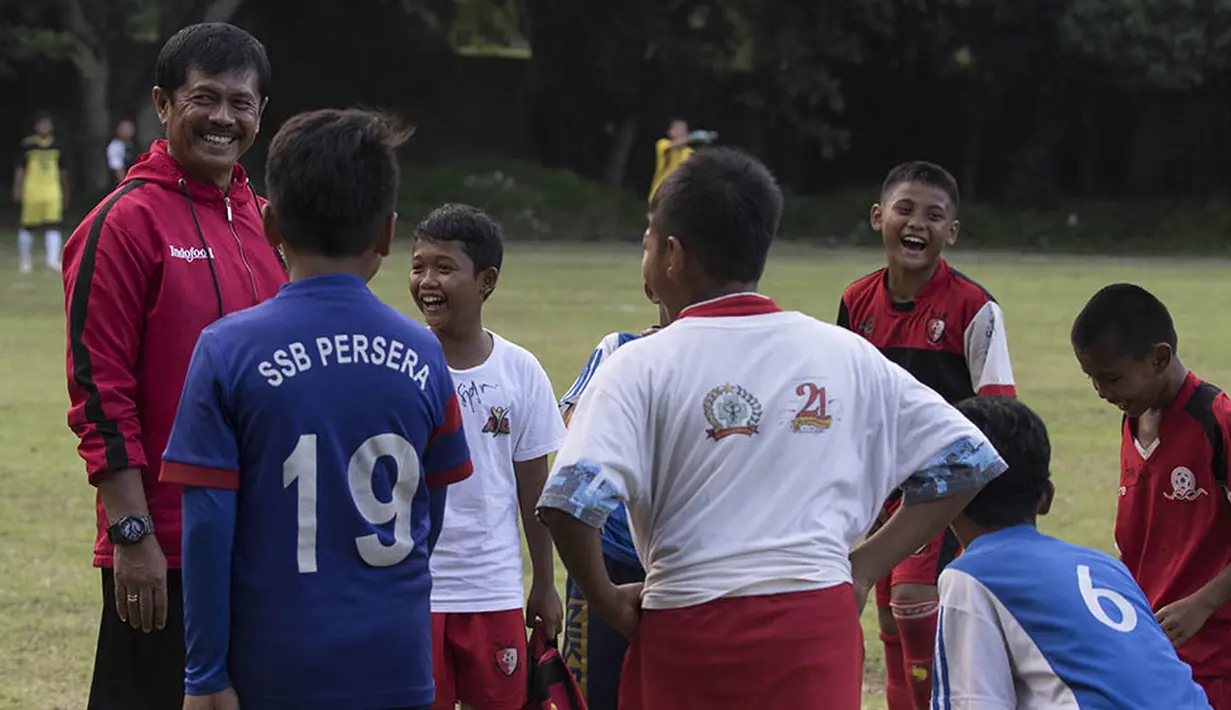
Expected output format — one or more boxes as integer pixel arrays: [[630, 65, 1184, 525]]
[[106, 514, 155, 546]]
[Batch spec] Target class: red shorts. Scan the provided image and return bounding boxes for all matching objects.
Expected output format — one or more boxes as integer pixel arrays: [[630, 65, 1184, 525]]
[[432, 609, 527, 710], [619, 585, 863, 710], [874, 499, 963, 608], [1198, 676, 1231, 709]]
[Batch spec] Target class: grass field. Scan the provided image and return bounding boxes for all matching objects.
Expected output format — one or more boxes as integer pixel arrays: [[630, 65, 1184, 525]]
[[4, 239, 1231, 709]]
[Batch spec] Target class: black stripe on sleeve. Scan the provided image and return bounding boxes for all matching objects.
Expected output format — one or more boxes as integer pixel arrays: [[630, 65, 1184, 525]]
[[836, 298, 851, 329], [1183, 381, 1229, 493], [68, 180, 148, 472]]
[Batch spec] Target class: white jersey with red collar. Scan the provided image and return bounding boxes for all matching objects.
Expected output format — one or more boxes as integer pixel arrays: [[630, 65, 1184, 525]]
[[538, 293, 1007, 611]]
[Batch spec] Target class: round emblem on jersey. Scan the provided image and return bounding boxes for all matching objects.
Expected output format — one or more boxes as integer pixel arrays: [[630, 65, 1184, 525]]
[[1164, 466, 1207, 502], [495, 646, 519, 676], [926, 313, 946, 345], [703, 384, 762, 440], [859, 315, 874, 335]]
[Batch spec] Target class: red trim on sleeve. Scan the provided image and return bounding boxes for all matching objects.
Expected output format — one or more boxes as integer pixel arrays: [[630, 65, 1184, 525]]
[[160, 462, 240, 490], [428, 459, 473, 488], [429, 394, 464, 445], [978, 385, 1017, 397]]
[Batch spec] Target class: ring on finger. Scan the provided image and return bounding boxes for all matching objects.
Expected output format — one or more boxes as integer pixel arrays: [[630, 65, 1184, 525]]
[[126, 593, 139, 603]]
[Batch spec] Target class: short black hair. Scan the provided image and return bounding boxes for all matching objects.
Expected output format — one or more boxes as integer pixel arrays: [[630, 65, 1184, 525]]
[[265, 108, 413, 258], [955, 396, 1051, 528], [1070, 283, 1178, 358], [650, 146, 782, 283], [413, 203, 505, 274], [881, 161, 960, 212], [155, 22, 272, 99]]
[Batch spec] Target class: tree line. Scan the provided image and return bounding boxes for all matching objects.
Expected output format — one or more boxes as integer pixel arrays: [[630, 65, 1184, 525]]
[[6, 0, 1231, 204]]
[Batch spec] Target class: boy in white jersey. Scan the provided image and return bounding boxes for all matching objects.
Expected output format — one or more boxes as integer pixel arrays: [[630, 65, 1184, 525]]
[[536, 147, 1008, 710], [410, 204, 567, 710], [933, 396, 1210, 709]]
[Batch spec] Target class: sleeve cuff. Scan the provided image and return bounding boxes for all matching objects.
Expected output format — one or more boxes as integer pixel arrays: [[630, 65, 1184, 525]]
[[161, 462, 240, 490], [513, 438, 566, 464], [900, 437, 1008, 505], [977, 385, 1016, 397], [426, 459, 473, 488], [185, 671, 232, 697]]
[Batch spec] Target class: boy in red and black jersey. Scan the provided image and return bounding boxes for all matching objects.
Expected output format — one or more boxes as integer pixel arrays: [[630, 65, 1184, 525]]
[[836, 161, 1015, 710], [1073, 283, 1231, 709]]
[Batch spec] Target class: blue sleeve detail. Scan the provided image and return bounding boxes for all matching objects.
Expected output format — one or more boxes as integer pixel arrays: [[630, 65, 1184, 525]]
[[182, 485, 237, 696], [537, 459, 624, 529], [162, 333, 240, 472], [560, 348, 605, 406], [423, 426, 470, 482], [427, 485, 448, 555], [900, 435, 1008, 505]]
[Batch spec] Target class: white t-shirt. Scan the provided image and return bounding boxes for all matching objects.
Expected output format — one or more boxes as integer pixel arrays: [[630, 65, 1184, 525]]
[[538, 293, 1007, 611], [430, 331, 567, 613]]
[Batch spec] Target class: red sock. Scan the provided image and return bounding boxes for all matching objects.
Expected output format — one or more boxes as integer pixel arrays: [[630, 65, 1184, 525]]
[[892, 599, 940, 710], [880, 631, 912, 710]]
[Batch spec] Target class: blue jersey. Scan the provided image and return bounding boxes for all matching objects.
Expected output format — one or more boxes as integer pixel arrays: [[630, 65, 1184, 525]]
[[559, 331, 643, 568], [933, 525, 1210, 709], [162, 274, 472, 710]]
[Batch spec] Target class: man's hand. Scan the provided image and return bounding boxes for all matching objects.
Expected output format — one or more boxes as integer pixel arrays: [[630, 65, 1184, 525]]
[[594, 582, 643, 640], [526, 582, 564, 639], [114, 535, 169, 633], [184, 687, 240, 710], [1156, 593, 1216, 648]]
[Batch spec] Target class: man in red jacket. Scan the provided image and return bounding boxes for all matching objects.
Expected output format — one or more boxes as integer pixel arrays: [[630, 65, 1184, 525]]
[[62, 22, 286, 710]]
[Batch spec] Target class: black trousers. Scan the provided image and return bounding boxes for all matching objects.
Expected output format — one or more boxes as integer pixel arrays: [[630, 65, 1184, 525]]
[[85, 568, 435, 710], [87, 567, 186, 710]]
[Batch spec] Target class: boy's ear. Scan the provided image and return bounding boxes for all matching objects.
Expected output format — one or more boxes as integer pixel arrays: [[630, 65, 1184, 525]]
[[375, 212, 396, 258], [946, 219, 960, 247], [1152, 342, 1174, 373], [664, 235, 686, 281], [261, 202, 282, 249], [481, 266, 500, 298], [869, 203, 884, 231], [1037, 479, 1056, 517]]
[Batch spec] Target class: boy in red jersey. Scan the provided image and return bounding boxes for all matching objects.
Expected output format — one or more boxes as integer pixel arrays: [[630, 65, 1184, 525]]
[[836, 161, 1016, 710], [1072, 283, 1231, 709]]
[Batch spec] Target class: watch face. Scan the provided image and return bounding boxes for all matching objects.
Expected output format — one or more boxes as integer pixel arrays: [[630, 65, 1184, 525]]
[[119, 517, 145, 541]]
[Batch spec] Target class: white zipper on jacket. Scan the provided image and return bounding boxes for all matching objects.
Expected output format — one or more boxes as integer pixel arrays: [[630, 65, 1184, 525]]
[[224, 194, 260, 304]]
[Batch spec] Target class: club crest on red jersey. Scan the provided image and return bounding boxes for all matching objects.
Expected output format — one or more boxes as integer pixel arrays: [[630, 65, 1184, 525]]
[[926, 313, 946, 345], [703, 384, 762, 440], [495, 644, 519, 676], [859, 315, 874, 335], [1163, 466, 1207, 502], [482, 406, 512, 437]]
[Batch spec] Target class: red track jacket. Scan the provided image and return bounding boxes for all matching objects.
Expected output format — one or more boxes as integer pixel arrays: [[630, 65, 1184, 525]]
[[63, 140, 287, 568]]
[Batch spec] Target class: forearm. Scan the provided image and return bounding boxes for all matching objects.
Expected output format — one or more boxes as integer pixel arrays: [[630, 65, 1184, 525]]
[[182, 486, 237, 696], [426, 485, 448, 555], [850, 491, 976, 586], [96, 468, 150, 521], [518, 474, 556, 586], [539, 509, 614, 605], [1195, 564, 1231, 612]]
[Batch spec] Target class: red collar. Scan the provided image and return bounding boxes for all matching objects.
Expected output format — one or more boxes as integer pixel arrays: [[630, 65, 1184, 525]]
[[677, 293, 783, 319], [1165, 371, 1201, 417], [880, 259, 951, 309]]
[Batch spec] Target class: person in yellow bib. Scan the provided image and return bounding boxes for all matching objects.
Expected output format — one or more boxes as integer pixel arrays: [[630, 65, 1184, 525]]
[[13, 113, 69, 273], [648, 119, 717, 204]]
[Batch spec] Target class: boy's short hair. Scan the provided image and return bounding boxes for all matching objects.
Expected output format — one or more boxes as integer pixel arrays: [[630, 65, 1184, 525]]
[[1070, 283, 1178, 358], [264, 108, 413, 258], [881, 161, 960, 212], [413, 203, 504, 273], [955, 396, 1051, 528], [156, 22, 272, 99], [650, 146, 782, 284]]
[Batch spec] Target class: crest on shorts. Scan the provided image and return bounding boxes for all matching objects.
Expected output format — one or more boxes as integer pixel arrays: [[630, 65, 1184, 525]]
[[926, 313, 946, 345], [703, 384, 762, 440], [495, 645, 519, 676], [482, 406, 512, 437], [859, 315, 874, 335]]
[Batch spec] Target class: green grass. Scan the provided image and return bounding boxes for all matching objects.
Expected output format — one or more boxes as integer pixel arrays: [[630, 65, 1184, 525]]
[[5, 240, 1231, 709]]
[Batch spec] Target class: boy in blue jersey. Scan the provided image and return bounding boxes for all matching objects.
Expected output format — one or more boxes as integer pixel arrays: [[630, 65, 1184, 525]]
[[161, 108, 473, 710], [933, 396, 1209, 709], [559, 282, 669, 710]]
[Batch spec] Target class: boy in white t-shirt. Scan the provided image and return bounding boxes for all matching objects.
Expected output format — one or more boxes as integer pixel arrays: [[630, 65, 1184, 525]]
[[410, 203, 567, 710], [536, 148, 1007, 710]]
